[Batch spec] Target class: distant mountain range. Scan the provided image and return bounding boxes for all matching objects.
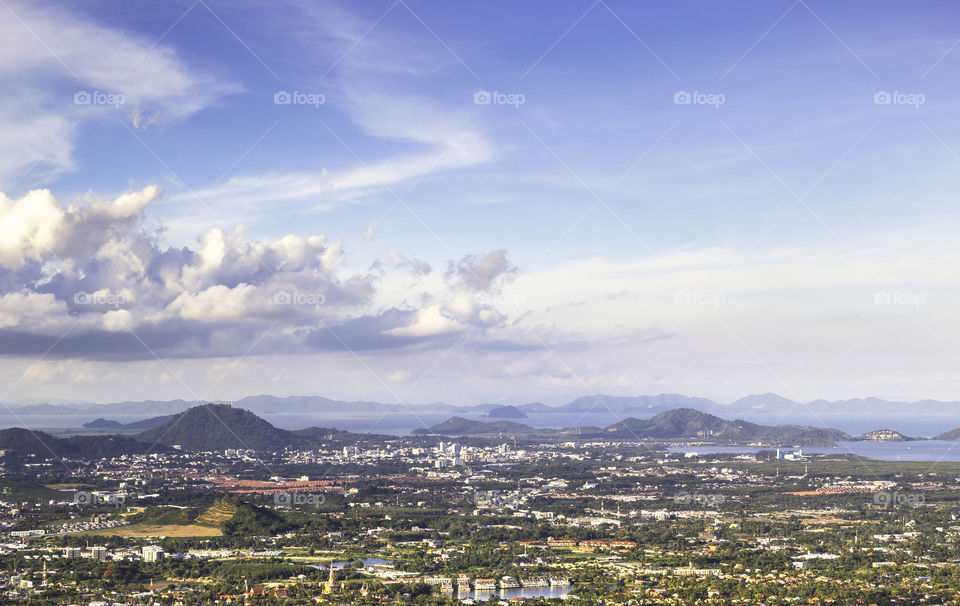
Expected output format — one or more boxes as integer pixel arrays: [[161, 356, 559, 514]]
[[10, 392, 960, 420], [3, 404, 960, 457]]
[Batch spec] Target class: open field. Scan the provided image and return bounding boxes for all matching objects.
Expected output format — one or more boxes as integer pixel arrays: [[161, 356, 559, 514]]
[[80, 523, 222, 538], [43, 483, 92, 490], [195, 500, 237, 527]]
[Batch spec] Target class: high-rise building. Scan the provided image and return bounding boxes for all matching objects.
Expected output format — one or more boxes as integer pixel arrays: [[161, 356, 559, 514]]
[[90, 546, 108, 560], [142, 545, 165, 562]]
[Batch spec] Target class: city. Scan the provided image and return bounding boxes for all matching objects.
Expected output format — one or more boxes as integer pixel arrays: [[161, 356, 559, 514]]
[[0, 403, 955, 603]]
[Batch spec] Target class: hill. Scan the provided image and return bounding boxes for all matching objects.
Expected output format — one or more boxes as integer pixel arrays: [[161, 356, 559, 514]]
[[729, 393, 799, 410], [606, 408, 849, 444], [855, 429, 918, 442], [195, 499, 238, 527], [412, 416, 536, 435], [935, 427, 960, 440], [216, 497, 290, 536], [82, 414, 175, 431], [137, 403, 300, 451], [89, 499, 283, 538], [488, 405, 527, 419], [0, 428, 66, 457], [122, 414, 178, 431], [83, 418, 124, 430], [0, 428, 159, 458]]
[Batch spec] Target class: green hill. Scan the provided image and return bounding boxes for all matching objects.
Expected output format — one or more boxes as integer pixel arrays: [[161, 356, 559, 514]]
[[216, 498, 290, 536], [607, 408, 849, 444], [137, 403, 300, 451], [936, 427, 960, 440], [196, 499, 239, 527], [0, 428, 158, 458]]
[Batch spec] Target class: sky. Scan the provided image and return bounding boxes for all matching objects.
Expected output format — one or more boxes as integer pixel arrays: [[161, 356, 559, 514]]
[[2, 0, 960, 406]]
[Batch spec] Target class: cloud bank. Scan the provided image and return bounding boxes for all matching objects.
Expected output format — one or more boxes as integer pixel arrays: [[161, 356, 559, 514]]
[[0, 186, 522, 360]]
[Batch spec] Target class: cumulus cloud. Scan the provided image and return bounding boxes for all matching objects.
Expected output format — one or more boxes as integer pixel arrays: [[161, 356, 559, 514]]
[[445, 249, 517, 292], [385, 296, 505, 338], [0, 186, 521, 360]]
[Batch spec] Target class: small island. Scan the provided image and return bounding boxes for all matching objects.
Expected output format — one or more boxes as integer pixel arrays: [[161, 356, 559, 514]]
[[487, 405, 527, 419], [854, 429, 919, 442]]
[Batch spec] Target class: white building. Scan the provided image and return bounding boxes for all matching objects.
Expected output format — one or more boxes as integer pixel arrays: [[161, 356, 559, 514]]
[[142, 545, 165, 562]]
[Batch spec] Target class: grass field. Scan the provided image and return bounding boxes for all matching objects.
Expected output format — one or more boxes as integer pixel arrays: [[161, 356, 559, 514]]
[[195, 500, 237, 527], [82, 523, 222, 537], [79, 502, 238, 537]]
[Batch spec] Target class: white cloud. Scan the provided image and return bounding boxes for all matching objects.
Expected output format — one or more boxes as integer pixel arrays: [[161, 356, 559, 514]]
[[167, 1, 493, 226], [0, 186, 524, 367], [0, 291, 67, 329], [0, 1, 238, 190]]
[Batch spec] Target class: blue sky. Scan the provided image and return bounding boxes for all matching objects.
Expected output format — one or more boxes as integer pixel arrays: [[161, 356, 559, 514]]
[[2, 0, 960, 406]]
